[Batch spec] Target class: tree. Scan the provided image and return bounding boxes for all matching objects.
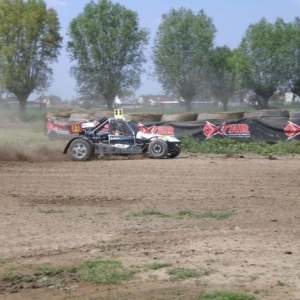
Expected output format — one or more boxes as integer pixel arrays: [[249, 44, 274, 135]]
[[208, 46, 236, 111], [284, 17, 300, 96], [153, 8, 216, 112], [235, 17, 300, 109], [67, 0, 149, 110], [0, 0, 62, 114]]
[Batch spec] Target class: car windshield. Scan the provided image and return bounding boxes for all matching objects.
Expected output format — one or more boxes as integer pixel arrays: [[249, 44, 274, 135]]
[[92, 118, 109, 134], [109, 119, 134, 136]]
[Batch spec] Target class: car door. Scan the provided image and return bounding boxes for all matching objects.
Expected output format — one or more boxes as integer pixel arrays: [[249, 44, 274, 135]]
[[108, 119, 136, 152]]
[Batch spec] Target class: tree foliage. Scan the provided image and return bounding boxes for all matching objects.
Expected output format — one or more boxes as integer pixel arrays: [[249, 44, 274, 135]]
[[235, 17, 300, 108], [208, 46, 236, 111], [0, 0, 62, 114], [152, 8, 216, 112], [67, 0, 149, 110]]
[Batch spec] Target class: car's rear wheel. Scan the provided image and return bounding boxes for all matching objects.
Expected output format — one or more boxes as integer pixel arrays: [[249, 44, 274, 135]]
[[69, 139, 91, 161], [168, 147, 181, 158], [148, 139, 168, 159]]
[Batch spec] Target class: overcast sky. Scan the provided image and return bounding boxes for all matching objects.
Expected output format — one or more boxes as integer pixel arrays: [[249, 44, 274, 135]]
[[36, 0, 300, 101]]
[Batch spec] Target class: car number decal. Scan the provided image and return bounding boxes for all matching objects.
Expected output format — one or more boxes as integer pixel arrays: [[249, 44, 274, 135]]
[[69, 123, 82, 133], [114, 109, 123, 118]]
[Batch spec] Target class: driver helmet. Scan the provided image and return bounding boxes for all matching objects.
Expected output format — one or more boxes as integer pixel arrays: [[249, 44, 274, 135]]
[[115, 123, 124, 135]]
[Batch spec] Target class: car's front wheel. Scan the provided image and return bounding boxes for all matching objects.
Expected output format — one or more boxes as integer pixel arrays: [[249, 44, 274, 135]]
[[69, 139, 91, 161], [168, 147, 181, 158], [148, 139, 168, 159]]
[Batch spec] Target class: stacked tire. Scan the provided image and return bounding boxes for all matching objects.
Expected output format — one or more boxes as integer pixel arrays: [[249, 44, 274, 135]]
[[196, 111, 244, 122], [161, 113, 197, 122], [126, 113, 163, 122], [289, 110, 300, 124]]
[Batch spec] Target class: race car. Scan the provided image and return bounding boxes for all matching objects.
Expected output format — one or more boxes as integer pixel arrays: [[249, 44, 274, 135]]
[[63, 112, 182, 161]]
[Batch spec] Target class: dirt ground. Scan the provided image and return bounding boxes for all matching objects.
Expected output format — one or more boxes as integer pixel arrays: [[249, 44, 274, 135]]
[[1, 144, 300, 300]]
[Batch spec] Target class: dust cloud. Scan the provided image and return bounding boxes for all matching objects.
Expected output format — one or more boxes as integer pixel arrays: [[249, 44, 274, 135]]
[[0, 145, 68, 162]]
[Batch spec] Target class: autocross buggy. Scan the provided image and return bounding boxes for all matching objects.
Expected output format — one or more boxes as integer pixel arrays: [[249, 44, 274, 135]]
[[63, 111, 182, 161]]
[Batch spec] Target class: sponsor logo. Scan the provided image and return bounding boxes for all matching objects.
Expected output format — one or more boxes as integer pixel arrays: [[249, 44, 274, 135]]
[[46, 119, 68, 134], [138, 124, 174, 135], [284, 121, 300, 140], [203, 121, 250, 140], [114, 144, 130, 148], [150, 125, 174, 135], [137, 124, 152, 133]]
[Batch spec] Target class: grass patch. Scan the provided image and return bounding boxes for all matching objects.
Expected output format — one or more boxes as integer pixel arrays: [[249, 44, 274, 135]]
[[3, 267, 18, 278], [178, 209, 233, 220], [131, 207, 171, 218], [39, 209, 64, 214], [193, 291, 256, 299], [59, 297, 95, 300], [277, 280, 285, 286], [110, 238, 122, 243], [76, 259, 138, 284], [96, 211, 108, 216], [249, 275, 259, 281], [195, 210, 233, 220], [1, 258, 139, 287], [0, 258, 8, 265], [145, 262, 172, 270], [119, 206, 131, 213], [0, 117, 66, 157], [19, 113, 43, 122], [167, 267, 214, 281], [182, 136, 300, 156], [128, 208, 232, 221], [0, 120, 49, 143]]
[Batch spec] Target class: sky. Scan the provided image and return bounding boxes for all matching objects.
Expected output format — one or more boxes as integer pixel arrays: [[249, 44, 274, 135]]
[[33, 0, 300, 101]]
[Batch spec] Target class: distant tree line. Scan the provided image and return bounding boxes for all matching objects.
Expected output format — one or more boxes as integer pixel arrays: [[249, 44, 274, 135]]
[[0, 0, 300, 113]]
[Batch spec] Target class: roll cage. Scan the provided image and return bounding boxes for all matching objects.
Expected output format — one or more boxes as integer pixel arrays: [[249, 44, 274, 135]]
[[90, 118, 139, 137]]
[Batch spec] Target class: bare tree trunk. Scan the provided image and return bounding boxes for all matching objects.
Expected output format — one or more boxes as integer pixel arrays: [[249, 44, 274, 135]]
[[104, 93, 117, 111], [107, 99, 113, 110], [185, 99, 192, 112], [18, 99, 27, 115], [15, 91, 30, 116], [262, 98, 269, 109]]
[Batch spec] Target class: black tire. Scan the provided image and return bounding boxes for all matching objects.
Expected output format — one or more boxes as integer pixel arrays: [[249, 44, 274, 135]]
[[148, 139, 168, 159], [69, 139, 91, 161], [168, 147, 181, 158]]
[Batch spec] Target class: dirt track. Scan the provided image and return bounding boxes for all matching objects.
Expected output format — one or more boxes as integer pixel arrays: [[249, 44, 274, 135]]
[[0, 150, 300, 299]]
